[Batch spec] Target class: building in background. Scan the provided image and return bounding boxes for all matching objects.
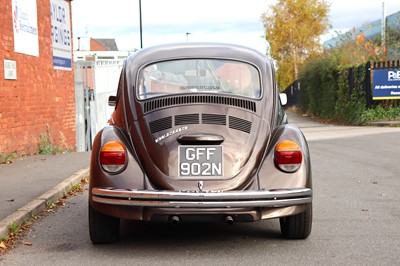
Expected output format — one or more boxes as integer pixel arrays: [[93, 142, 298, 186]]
[[73, 37, 135, 62], [324, 10, 400, 58], [0, 0, 75, 155]]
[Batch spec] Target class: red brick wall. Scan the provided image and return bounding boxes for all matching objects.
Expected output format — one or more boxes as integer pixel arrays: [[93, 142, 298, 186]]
[[0, 0, 75, 155]]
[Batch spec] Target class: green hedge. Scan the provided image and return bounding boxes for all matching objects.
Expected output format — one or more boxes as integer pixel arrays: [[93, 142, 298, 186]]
[[334, 64, 367, 124], [299, 57, 338, 118], [299, 58, 370, 124]]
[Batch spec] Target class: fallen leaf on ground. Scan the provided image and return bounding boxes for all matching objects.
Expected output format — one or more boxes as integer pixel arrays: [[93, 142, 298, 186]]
[[23, 242, 32, 246], [0, 241, 7, 249]]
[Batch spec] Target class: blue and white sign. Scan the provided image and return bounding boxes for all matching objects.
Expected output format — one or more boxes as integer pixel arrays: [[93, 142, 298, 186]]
[[51, 0, 72, 70], [372, 69, 400, 100], [12, 0, 39, 56]]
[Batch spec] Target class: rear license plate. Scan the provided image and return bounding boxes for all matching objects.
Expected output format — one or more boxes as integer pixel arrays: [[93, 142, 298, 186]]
[[179, 146, 223, 177]]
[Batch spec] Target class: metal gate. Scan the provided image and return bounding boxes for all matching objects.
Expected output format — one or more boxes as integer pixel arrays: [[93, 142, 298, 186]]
[[74, 60, 124, 151]]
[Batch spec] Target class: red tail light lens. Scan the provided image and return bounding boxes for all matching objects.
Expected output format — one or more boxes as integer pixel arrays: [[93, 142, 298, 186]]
[[275, 140, 302, 172], [100, 141, 127, 173]]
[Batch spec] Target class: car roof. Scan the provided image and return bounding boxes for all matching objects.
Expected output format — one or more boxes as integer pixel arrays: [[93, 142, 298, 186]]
[[122, 43, 276, 110], [125, 42, 271, 70]]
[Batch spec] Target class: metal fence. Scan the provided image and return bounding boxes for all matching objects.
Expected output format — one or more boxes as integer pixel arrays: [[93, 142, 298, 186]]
[[284, 60, 400, 109], [353, 61, 400, 108], [74, 60, 123, 151], [282, 80, 300, 108]]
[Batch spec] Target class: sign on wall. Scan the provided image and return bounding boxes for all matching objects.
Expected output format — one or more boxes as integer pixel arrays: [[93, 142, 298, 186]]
[[372, 69, 400, 100], [4, 60, 17, 80], [12, 0, 39, 56], [51, 0, 72, 70]]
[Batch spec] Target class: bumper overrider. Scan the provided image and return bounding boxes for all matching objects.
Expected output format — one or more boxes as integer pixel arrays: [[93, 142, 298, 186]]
[[92, 187, 312, 208]]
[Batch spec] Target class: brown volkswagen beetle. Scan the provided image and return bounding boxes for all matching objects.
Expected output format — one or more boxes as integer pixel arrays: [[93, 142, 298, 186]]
[[89, 42, 312, 244]]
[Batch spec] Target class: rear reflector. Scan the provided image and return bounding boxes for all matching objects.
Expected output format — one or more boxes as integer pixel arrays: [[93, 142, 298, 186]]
[[275, 140, 302, 172], [100, 141, 127, 173]]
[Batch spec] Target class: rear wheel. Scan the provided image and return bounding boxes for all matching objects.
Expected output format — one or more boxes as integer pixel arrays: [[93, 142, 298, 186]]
[[279, 204, 312, 239], [89, 203, 120, 244]]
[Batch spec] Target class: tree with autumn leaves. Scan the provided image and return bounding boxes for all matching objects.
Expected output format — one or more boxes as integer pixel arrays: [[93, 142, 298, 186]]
[[261, 0, 330, 90], [296, 14, 400, 124], [262, 0, 400, 124]]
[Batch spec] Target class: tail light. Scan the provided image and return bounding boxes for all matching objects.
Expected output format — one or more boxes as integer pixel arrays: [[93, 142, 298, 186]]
[[275, 140, 302, 172], [100, 141, 127, 173]]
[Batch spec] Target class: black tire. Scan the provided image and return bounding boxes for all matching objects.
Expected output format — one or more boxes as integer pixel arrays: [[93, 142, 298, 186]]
[[279, 204, 312, 239], [89, 203, 120, 244]]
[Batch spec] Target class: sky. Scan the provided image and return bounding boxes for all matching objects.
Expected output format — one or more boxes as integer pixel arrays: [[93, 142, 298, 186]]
[[71, 0, 400, 54]]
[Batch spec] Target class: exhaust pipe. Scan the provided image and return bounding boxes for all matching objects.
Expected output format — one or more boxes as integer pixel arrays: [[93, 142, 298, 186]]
[[170, 215, 180, 225], [225, 216, 234, 225]]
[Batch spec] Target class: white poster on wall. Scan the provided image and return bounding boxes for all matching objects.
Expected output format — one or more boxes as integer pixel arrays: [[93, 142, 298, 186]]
[[50, 0, 72, 70], [12, 0, 39, 56]]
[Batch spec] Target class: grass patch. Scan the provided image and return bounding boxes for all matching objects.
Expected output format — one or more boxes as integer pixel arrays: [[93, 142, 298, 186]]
[[0, 152, 18, 164], [45, 200, 57, 210], [38, 134, 61, 155], [7, 222, 19, 236], [38, 124, 64, 155], [360, 105, 400, 124]]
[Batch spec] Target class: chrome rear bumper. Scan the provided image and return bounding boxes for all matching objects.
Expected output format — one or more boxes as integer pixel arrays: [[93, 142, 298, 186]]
[[92, 188, 312, 208]]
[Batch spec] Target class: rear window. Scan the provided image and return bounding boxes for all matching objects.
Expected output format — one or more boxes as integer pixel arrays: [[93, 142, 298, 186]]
[[138, 59, 261, 100]]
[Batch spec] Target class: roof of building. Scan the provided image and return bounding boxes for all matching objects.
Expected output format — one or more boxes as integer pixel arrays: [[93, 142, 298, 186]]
[[93, 38, 119, 51], [324, 10, 400, 49]]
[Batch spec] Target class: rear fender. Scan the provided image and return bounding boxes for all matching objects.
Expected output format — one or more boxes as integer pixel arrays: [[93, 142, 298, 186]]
[[90, 126, 145, 199], [257, 124, 312, 190]]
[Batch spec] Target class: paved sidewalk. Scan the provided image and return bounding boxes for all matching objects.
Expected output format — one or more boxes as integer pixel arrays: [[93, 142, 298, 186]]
[[0, 152, 90, 238], [286, 111, 400, 141]]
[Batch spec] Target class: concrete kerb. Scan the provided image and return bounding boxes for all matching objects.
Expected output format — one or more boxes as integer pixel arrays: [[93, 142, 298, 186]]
[[0, 167, 90, 239], [366, 121, 400, 127]]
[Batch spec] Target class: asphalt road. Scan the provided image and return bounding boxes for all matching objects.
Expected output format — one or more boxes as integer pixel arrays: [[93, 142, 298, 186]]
[[1, 114, 400, 266]]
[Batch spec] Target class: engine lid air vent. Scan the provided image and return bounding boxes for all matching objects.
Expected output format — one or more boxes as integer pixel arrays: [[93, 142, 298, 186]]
[[175, 113, 200, 126], [149, 115, 252, 135], [149, 116, 172, 134], [202, 114, 226, 125], [229, 116, 252, 134], [143, 95, 256, 113]]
